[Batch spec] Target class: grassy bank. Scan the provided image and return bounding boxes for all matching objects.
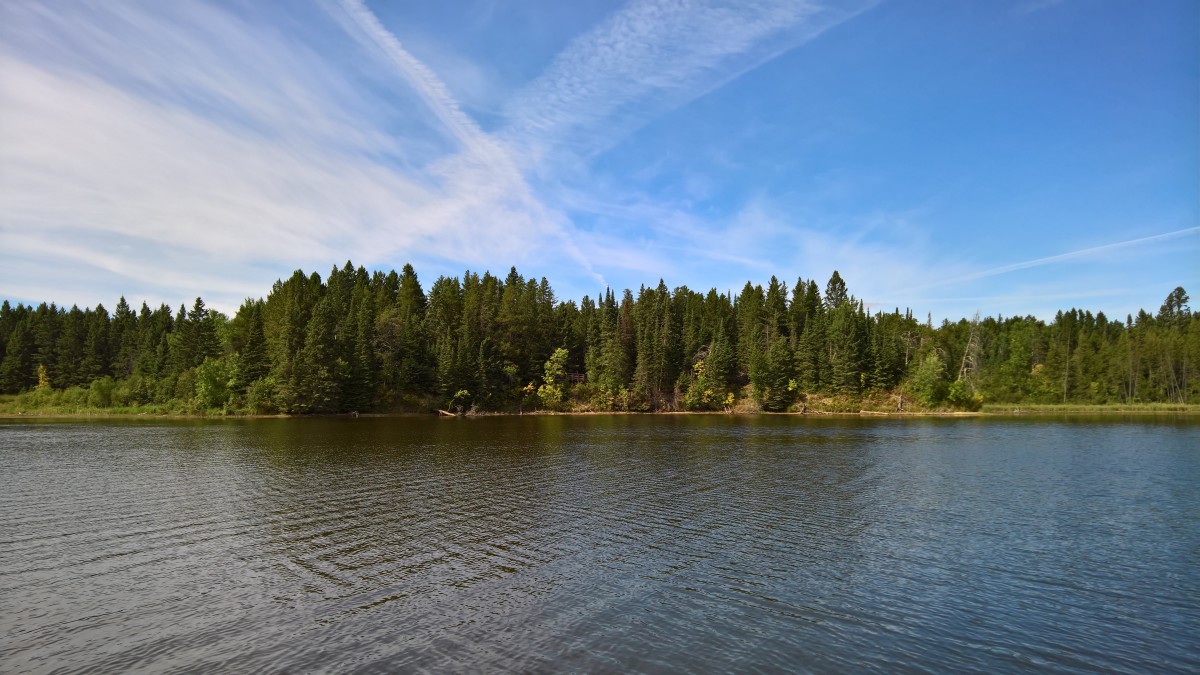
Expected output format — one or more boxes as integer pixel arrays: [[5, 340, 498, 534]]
[[980, 402, 1200, 414], [6, 391, 1197, 420], [0, 388, 245, 418], [0, 394, 203, 418]]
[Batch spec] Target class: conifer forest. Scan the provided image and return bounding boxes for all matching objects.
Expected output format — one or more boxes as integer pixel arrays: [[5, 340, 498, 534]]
[[1, 263, 1196, 414]]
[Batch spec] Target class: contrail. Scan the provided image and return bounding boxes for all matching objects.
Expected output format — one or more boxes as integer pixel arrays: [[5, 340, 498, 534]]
[[329, 0, 605, 286], [891, 226, 1200, 299], [336, 0, 487, 153], [952, 226, 1200, 284]]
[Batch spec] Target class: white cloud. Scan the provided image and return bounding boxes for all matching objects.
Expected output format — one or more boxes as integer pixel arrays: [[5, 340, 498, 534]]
[[0, 1, 588, 311], [1, 0, 878, 311], [503, 0, 878, 164]]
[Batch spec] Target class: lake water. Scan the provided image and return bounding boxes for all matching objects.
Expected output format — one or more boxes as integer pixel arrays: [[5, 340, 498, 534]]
[[1, 415, 1198, 673]]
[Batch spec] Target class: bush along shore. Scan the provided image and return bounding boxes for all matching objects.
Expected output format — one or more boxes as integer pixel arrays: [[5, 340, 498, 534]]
[[1, 263, 1196, 417]]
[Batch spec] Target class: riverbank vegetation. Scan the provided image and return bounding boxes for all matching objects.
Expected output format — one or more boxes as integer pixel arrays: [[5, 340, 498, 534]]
[[1, 263, 1196, 416]]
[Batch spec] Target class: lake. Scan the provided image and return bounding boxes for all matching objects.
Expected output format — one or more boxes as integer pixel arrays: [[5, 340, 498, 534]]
[[1, 415, 1198, 673]]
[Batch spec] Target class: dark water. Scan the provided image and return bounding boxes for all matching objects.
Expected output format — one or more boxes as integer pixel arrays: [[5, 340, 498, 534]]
[[1, 416, 1198, 673]]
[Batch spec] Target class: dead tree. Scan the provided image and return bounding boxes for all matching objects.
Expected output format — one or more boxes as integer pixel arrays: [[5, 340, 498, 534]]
[[958, 312, 981, 394]]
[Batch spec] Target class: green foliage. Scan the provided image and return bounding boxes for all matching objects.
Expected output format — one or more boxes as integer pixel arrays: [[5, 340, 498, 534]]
[[87, 376, 116, 408], [0, 323, 36, 393], [910, 352, 948, 407], [245, 376, 278, 414], [289, 296, 341, 413], [946, 379, 983, 411], [538, 347, 569, 410], [449, 388, 472, 413], [0, 267, 1194, 417], [682, 359, 719, 411], [824, 271, 848, 310], [758, 336, 797, 412], [827, 302, 863, 394], [584, 385, 635, 412], [174, 369, 197, 403], [195, 355, 238, 410], [235, 305, 269, 393], [174, 297, 223, 373]]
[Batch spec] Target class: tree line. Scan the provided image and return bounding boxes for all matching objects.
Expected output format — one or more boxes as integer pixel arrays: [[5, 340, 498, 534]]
[[1, 262, 1196, 413]]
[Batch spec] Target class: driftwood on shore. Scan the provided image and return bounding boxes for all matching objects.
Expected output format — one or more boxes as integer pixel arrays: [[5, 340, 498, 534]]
[[437, 409, 458, 417]]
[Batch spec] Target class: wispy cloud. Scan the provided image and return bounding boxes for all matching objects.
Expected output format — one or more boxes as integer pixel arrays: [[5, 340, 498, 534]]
[[959, 227, 1199, 281], [503, 0, 878, 163], [318, 0, 884, 298], [539, 192, 964, 304], [1, 0, 883, 311], [329, 0, 598, 283], [865, 227, 1200, 320], [0, 1, 596, 310], [895, 227, 1200, 295], [333, 0, 498, 159]]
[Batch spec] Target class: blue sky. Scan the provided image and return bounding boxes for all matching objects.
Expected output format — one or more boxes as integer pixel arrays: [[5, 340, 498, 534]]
[[1, 0, 1196, 321]]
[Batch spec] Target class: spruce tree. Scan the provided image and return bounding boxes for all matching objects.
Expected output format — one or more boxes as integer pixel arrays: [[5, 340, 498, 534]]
[[825, 271, 848, 310], [292, 296, 340, 413], [54, 306, 87, 388], [236, 305, 270, 392], [761, 335, 796, 412], [0, 323, 35, 393], [110, 297, 138, 378], [187, 297, 221, 367], [79, 305, 110, 383]]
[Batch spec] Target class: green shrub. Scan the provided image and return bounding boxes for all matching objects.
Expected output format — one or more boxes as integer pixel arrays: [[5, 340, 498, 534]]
[[947, 379, 984, 411], [910, 352, 948, 407], [87, 377, 116, 408], [245, 376, 278, 414]]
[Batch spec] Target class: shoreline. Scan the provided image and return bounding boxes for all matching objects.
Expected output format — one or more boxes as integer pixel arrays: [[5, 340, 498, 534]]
[[3, 406, 1198, 421]]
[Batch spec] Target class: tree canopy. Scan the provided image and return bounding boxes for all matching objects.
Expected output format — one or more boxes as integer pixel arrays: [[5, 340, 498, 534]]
[[1, 264, 1195, 413]]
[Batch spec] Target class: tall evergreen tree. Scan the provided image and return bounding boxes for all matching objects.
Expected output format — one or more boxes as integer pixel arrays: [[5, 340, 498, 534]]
[[0, 323, 35, 393], [110, 297, 138, 378], [0, 262, 1191, 413], [291, 295, 341, 413], [235, 304, 270, 392], [825, 271, 848, 310]]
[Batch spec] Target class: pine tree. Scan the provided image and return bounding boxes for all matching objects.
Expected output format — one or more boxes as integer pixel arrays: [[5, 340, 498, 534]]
[[0, 262, 1193, 412], [797, 311, 826, 392], [79, 304, 110, 383], [344, 292, 376, 411], [827, 302, 862, 393], [54, 306, 88, 388], [110, 297, 138, 378], [760, 335, 796, 412], [0, 323, 35, 393], [735, 282, 765, 389], [235, 304, 270, 392], [188, 297, 222, 367], [292, 296, 341, 413], [825, 271, 848, 310], [706, 325, 735, 398], [764, 276, 789, 345], [32, 303, 61, 382]]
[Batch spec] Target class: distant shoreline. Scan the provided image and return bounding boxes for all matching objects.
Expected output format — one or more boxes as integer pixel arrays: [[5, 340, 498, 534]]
[[3, 405, 1198, 421]]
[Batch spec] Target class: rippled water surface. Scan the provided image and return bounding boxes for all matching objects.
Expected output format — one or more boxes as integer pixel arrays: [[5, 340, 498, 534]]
[[2, 415, 1198, 673]]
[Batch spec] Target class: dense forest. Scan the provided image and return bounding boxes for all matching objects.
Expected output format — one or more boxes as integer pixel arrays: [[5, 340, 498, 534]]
[[1, 262, 1196, 414]]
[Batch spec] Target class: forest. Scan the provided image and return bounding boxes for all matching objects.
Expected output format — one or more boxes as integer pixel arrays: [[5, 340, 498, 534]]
[[1, 262, 1196, 415]]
